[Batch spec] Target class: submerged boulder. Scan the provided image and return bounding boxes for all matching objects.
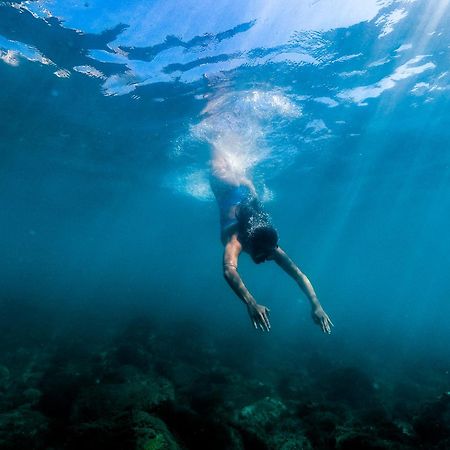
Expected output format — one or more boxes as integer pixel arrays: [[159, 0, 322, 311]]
[[64, 410, 181, 450], [23, 387, 42, 406], [133, 411, 180, 450], [296, 402, 342, 448], [0, 407, 48, 449], [0, 365, 10, 391], [336, 430, 393, 450], [156, 402, 241, 450], [413, 391, 450, 445], [237, 396, 287, 430], [231, 397, 292, 449], [271, 432, 313, 450], [72, 374, 175, 422]]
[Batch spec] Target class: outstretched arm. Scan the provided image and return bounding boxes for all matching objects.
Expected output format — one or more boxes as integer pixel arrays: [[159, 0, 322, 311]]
[[222, 234, 271, 331], [273, 247, 333, 334]]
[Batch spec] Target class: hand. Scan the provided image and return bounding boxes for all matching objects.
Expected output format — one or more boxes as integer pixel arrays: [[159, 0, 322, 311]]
[[247, 303, 271, 332], [311, 306, 334, 334]]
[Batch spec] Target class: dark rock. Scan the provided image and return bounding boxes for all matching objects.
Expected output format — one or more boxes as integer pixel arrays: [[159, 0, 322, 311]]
[[133, 411, 180, 450], [235, 397, 287, 431], [271, 432, 313, 450], [156, 403, 239, 450], [65, 412, 135, 450], [22, 387, 42, 406], [0, 365, 11, 392], [238, 427, 268, 450], [72, 374, 174, 422], [297, 403, 342, 449], [359, 407, 409, 442], [413, 391, 450, 444], [0, 407, 48, 450], [435, 438, 450, 450], [231, 397, 290, 450], [68, 410, 181, 450], [189, 385, 225, 415], [336, 429, 391, 450], [38, 370, 88, 420]]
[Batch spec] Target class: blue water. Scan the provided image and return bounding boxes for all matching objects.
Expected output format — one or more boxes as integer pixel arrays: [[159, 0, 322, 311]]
[[1, 1, 449, 448]]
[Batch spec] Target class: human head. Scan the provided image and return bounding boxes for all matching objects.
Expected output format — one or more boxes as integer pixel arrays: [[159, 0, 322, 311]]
[[237, 197, 279, 263], [248, 225, 279, 263]]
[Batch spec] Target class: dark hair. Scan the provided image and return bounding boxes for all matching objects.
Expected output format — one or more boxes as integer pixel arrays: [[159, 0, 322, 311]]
[[237, 196, 278, 253]]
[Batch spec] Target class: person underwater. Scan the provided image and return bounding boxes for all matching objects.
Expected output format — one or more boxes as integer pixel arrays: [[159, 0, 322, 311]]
[[210, 147, 333, 334]]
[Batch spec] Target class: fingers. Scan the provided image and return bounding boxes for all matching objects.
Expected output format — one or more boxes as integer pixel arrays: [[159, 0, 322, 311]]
[[325, 314, 334, 333], [313, 310, 334, 335], [251, 316, 269, 332], [324, 320, 330, 334], [257, 316, 269, 332], [261, 310, 271, 331], [251, 312, 270, 332], [321, 317, 332, 334]]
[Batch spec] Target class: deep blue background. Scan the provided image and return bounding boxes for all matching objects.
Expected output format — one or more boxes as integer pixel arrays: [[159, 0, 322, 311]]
[[0, 0, 449, 379]]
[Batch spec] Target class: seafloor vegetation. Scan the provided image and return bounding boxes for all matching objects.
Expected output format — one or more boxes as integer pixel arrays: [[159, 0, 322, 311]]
[[0, 307, 448, 450]]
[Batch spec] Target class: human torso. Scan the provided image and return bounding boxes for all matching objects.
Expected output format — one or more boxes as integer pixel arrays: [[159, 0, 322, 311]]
[[211, 179, 252, 244]]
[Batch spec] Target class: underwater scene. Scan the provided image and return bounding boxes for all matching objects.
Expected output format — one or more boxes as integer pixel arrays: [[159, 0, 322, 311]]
[[1, 0, 449, 449]]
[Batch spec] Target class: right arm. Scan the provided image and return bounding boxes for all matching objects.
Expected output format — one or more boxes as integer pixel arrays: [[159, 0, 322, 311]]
[[273, 246, 333, 334], [222, 234, 271, 331]]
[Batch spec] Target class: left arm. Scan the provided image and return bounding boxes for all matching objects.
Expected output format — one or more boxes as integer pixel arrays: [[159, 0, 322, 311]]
[[273, 246, 334, 334]]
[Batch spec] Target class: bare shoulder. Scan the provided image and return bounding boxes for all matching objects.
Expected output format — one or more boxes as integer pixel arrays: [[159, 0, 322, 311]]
[[224, 233, 242, 253], [223, 233, 243, 267]]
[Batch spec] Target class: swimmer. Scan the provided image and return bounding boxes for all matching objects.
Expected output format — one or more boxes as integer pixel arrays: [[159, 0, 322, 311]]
[[210, 146, 333, 334]]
